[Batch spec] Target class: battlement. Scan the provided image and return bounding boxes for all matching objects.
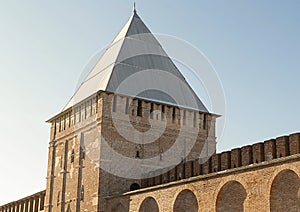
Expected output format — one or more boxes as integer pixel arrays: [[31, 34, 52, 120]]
[[103, 92, 215, 128], [142, 132, 300, 187], [0, 190, 45, 212], [48, 92, 216, 140]]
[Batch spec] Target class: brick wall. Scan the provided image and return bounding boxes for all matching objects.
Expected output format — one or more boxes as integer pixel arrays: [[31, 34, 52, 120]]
[[143, 132, 300, 187]]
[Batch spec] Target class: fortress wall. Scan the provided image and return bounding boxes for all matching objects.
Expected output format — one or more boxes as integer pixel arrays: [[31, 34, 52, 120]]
[[230, 148, 241, 168], [289, 133, 300, 155], [144, 132, 300, 187], [108, 155, 300, 212], [0, 190, 45, 212]]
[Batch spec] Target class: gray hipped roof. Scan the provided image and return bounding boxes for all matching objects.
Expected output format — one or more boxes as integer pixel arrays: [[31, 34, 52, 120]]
[[64, 10, 208, 113]]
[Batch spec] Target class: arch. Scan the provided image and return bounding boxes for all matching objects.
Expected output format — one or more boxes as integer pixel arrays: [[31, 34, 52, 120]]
[[270, 169, 300, 211], [173, 189, 198, 212], [139, 197, 159, 212], [112, 203, 126, 212], [216, 180, 247, 212], [130, 183, 140, 191]]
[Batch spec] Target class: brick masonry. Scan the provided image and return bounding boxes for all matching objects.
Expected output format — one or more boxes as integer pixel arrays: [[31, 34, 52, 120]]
[[1, 91, 300, 212]]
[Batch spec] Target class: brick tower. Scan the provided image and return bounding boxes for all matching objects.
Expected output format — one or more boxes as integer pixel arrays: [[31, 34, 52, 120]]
[[44, 9, 217, 212]]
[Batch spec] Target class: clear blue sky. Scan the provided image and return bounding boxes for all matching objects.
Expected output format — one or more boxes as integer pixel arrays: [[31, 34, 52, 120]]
[[1, 0, 299, 205]]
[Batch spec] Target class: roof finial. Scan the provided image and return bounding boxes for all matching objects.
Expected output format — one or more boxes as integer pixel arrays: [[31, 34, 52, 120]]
[[133, 2, 137, 14]]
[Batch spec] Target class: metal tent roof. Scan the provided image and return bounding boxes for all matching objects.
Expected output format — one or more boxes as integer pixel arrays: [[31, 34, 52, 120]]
[[64, 10, 208, 113]]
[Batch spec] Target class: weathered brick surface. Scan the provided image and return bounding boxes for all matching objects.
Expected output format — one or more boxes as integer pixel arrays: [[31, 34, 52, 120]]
[[264, 139, 276, 161], [241, 145, 252, 166], [230, 148, 241, 168], [3, 91, 300, 212], [211, 154, 221, 172], [0, 191, 45, 212], [289, 133, 300, 155], [108, 157, 300, 212], [252, 142, 264, 163], [276, 136, 290, 158], [42, 92, 216, 212], [220, 151, 231, 171]]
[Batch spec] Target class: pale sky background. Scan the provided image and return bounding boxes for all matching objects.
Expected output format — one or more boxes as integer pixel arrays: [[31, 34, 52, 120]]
[[1, 0, 300, 205]]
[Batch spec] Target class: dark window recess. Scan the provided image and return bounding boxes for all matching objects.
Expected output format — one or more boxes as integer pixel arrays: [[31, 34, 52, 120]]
[[125, 97, 129, 114], [57, 191, 60, 206], [191, 161, 194, 176], [137, 100, 142, 117], [193, 112, 197, 127], [80, 185, 84, 201], [183, 110, 186, 125], [150, 103, 154, 119], [58, 118, 61, 133], [161, 105, 165, 120], [203, 114, 207, 130], [135, 151, 140, 158], [71, 149, 75, 163], [113, 95, 117, 112], [130, 183, 140, 191], [81, 149, 85, 160], [172, 108, 176, 123]]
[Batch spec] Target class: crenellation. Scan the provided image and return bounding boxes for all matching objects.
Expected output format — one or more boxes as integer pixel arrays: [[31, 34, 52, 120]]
[[134, 132, 293, 181], [142, 132, 300, 189], [231, 148, 241, 168], [264, 139, 276, 161], [241, 145, 253, 166], [211, 153, 221, 172], [275, 136, 290, 158], [154, 174, 162, 186], [0, 191, 46, 212], [185, 160, 193, 178], [169, 167, 176, 182], [193, 160, 200, 176], [202, 158, 211, 174], [252, 142, 264, 163], [221, 151, 231, 171], [103, 93, 214, 132], [176, 162, 184, 180], [289, 133, 300, 155]]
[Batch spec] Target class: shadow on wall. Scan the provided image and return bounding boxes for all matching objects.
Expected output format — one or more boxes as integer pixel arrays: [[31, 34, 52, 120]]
[[270, 169, 300, 211], [139, 197, 159, 212], [173, 189, 198, 212], [216, 181, 247, 212]]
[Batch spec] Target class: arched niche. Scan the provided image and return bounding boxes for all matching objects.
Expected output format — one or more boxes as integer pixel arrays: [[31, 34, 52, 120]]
[[270, 169, 300, 211], [173, 189, 198, 212], [216, 180, 247, 212], [139, 197, 159, 212]]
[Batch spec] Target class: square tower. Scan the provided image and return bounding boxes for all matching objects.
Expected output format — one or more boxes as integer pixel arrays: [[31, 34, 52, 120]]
[[44, 9, 217, 212]]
